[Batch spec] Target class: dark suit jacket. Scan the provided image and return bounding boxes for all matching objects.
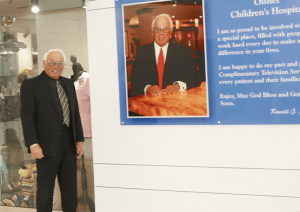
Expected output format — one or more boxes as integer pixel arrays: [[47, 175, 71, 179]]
[[131, 41, 199, 96], [20, 71, 84, 157]]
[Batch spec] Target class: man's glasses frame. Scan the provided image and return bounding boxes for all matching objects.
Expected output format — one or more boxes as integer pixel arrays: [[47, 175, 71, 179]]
[[45, 60, 65, 67], [153, 27, 171, 33]]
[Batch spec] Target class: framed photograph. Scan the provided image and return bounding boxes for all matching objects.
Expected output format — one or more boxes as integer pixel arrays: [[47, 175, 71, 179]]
[[125, 31, 129, 57], [116, 0, 209, 124]]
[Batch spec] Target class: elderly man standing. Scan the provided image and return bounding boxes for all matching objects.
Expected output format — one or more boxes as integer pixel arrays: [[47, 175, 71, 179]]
[[131, 14, 199, 96], [20, 49, 84, 212]]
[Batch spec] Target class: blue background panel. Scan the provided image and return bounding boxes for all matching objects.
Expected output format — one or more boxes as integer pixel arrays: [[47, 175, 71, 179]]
[[116, 0, 300, 125]]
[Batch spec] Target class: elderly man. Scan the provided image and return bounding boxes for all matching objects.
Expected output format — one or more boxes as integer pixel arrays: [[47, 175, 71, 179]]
[[20, 49, 84, 212], [131, 13, 199, 96]]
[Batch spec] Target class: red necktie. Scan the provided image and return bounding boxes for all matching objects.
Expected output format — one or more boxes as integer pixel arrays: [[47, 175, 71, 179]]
[[157, 48, 165, 89]]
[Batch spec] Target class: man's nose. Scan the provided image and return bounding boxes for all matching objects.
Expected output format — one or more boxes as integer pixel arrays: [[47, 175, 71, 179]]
[[53, 63, 59, 67]]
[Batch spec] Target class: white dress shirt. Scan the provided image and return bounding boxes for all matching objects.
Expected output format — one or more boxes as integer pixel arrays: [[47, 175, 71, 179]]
[[143, 42, 187, 94]]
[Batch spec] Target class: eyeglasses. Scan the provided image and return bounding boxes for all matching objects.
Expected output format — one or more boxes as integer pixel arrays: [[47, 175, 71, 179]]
[[45, 60, 65, 67], [153, 27, 171, 33]]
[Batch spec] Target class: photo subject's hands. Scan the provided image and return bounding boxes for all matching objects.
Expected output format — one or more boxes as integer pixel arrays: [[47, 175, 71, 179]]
[[146, 85, 162, 96], [31, 144, 44, 159], [76, 142, 84, 159], [162, 84, 180, 94]]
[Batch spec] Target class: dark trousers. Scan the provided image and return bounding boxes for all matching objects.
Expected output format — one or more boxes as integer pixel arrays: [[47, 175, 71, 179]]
[[36, 124, 77, 212]]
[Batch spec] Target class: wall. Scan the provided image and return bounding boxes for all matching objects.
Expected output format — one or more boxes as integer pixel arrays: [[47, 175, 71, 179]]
[[17, 33, 33, 71], [36, 8, 89, 77], [86, 1, 300, 212], [40, 0, 83, 12]]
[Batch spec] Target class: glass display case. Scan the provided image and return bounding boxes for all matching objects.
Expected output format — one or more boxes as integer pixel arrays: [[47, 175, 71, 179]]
[[0, 52, 34, 207]]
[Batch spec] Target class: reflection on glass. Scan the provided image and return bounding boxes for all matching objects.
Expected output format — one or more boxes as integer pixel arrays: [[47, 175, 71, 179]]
[[0, 53, 34, 207]]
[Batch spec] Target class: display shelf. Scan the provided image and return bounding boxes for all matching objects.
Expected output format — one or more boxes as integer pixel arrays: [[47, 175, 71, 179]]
[[0, 52, 25, 206]]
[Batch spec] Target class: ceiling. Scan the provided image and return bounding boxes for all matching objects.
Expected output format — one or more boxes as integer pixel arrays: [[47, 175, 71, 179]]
[[0, 0, 83, 20], [0, 0, 35, 20]]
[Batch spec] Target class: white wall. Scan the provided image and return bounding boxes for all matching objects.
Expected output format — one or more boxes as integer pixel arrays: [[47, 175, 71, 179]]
[[36, 8, 89, 77], [17, 33, 33, 71], [86, 1, 300, 212]]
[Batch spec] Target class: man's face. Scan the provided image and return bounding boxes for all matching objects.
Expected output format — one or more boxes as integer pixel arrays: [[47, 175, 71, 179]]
[[153, 16, 172, 47], [43, 52, 64, 79]]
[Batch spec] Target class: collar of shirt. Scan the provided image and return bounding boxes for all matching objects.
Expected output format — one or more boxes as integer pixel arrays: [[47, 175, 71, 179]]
[[44, 71, 58, 89], [43, 71, 66, 90], [154, 41, 169, 64]]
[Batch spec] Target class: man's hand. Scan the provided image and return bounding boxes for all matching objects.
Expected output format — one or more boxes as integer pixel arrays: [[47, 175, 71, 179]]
[[162, 84, 180, 94], [31, 144, 44, 159], [76, 142, 84, 159], [146, 85, 162, 96]]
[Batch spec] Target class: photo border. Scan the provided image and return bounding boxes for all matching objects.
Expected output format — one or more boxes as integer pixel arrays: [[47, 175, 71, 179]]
[[116, 0, 210, 125]]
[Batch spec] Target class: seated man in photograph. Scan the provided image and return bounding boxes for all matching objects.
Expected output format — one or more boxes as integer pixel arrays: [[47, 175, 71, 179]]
[[131, 13, 199, 96]]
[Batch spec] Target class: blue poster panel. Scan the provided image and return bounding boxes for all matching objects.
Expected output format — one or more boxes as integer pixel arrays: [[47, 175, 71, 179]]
[[116, 0, 300, 125]]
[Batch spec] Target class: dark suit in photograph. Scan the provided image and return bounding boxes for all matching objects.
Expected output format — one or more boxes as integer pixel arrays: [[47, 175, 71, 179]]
[[131, 41, 199, 96], [21, 71, 84, 212]]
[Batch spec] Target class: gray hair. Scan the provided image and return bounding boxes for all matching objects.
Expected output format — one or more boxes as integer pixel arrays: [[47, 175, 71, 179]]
[[43, 49, 66, 62], [152, 14, 173, 31]]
